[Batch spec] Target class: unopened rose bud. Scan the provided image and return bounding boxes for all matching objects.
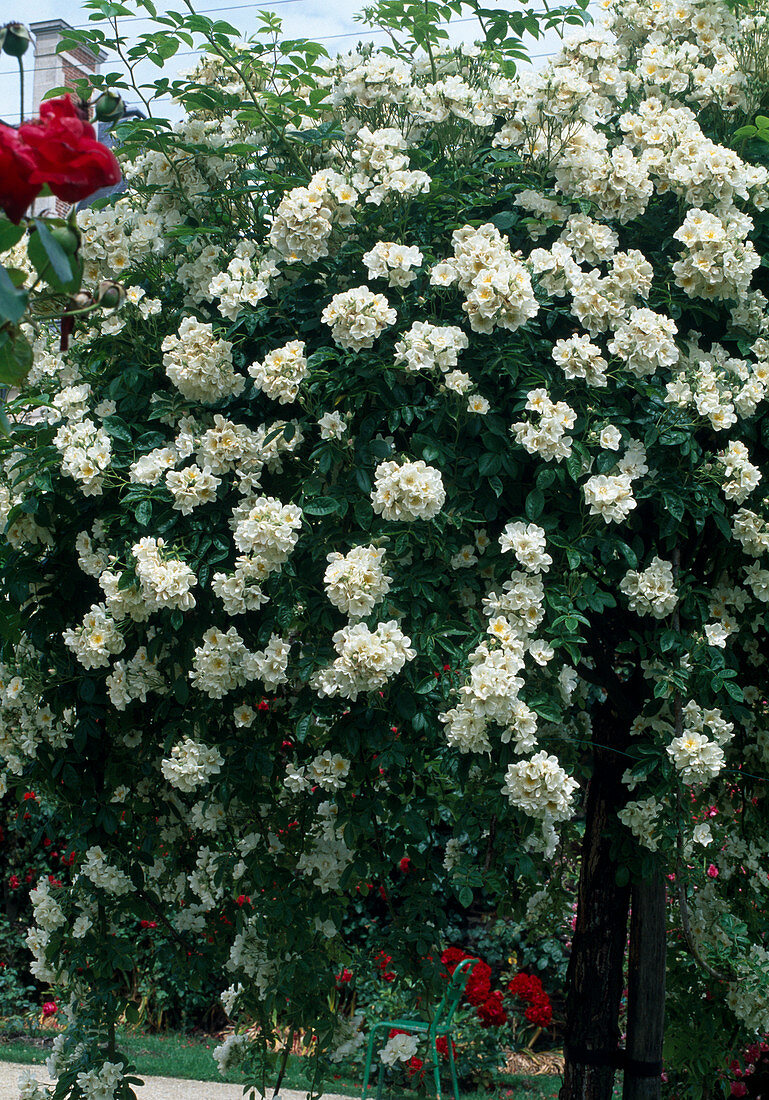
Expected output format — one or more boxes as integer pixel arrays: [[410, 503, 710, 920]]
[[68, 292, 94, 312], [1, 23, 32, 58], [49, 225, 80, 257], [97, 281, 125, 310], [93, 90, 125, 124]]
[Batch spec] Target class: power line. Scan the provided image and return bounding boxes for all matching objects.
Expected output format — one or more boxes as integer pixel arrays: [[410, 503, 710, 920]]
[[66, 0, 311, 27], [0, 31, 558, 78]]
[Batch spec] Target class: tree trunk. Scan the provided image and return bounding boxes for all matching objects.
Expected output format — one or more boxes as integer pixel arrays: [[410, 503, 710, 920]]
[[623, 872, 666, 1100], [561, 708, 632, 1100]]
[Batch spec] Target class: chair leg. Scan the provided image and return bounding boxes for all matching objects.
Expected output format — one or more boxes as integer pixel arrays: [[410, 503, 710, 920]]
[[447, 1039, 460, 1100], [361, 1031, 378, 1100], [433, 1052, 442, 1100]]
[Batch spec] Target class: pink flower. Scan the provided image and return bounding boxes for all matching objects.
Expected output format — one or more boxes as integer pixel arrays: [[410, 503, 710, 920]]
[[42, 1002, 57, 1017], [707, 864, 719, 879], [731, 1083, 748, 1097]]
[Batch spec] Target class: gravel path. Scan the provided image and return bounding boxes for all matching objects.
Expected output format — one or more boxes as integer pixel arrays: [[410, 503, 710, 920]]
[[1, 1061, 359, 1100]]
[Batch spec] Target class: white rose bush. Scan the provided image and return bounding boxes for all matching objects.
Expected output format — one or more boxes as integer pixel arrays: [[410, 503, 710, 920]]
[[1, 0, 769, 1096]]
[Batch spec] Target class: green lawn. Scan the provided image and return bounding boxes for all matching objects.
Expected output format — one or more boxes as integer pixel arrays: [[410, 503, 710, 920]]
[[0, 1029, 562, 1099]]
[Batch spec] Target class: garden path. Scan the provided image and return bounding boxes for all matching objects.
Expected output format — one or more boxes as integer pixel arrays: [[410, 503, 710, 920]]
[[0, 1061, 358, 1100]]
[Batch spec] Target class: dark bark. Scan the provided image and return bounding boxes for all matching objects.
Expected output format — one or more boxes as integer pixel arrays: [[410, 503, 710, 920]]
[[561, 705, 632, 1100], [623, 872, 667, 1100]]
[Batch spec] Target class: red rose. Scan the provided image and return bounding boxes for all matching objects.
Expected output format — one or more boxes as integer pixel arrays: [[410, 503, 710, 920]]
[[524, 994, 552, 1027], [440, 947, 469, 977], [19, 95, 121, 204], [476, 990, 507, 1028], [0, 124, 40, 223], [464, 959, 492, 1006], [407, 1057, 424, 1080], [507, 972, 544, 1002], [42, 1001, 57, 1017]]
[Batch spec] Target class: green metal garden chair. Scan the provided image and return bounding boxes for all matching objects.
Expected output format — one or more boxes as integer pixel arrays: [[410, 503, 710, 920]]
[[360, 957, 478, 1100]]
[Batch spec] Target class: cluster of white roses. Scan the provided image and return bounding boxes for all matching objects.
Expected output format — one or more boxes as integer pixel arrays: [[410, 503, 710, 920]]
[[619, 556, 678, 618], [249, 340, 308, 405], [511, 387, 577, 463], [665, 341, 769, 430], [269, 168, 357, 263], [582, 438, 648, 524], [132, 536, 198, 611], [106, 645, 165, 710], [717, 440, 762, 504], [312, 621, 416, 700], [189, 628, 290, 698], [161, 317, 244, 403], [430, 223, 539, 334], [208, 242, 276, 320], [394, 321, 469, 373], [323, 545, 392, 618], [53, 418, 112, 497], [161, 737, 224, 793], [672, 208, 760, 301], [363, 241, 424, 287], [504, 751, 580, 821], [321, 286, 397, 350], [666, 701, 734, 785], [62, 604, 125, 670], [370, 459, 446, 522], [295, 801, 352, 892], [285, 751, 350, 793]]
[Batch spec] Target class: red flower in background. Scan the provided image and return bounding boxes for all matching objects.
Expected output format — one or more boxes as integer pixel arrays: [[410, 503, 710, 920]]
[[41, 1001, 57, 1017], [434, 1035, 455, 1059], [375, 951, 396, 982], [335, 968, 353, 986]]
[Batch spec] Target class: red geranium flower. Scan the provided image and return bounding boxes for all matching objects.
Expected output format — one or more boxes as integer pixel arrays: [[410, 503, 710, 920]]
[[19, 96, 121, 205]]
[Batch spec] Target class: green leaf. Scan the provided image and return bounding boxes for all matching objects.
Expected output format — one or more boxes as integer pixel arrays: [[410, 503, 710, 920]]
[[31, 219, 79, 288], [415, 676, 436, 694], [457, 886, 473, 908], [135, 500, 152, 526], [103, 415, 133, 442], [525, 488, 544, 521], [303, 497, 339, 516], [0, 264, 28, 324], [478, 452, 502, 476], [0, 219, 25, 253], [0, 330, 33, 386]]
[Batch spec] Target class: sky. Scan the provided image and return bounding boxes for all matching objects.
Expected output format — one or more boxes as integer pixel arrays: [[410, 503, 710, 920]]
[[0, 0, 598, 122]]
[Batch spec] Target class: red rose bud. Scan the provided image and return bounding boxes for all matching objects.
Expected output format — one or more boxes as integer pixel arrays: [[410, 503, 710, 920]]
[[19, 95, 121, 204], [0, 123, 40, 223], [1, 24, 32, 58]]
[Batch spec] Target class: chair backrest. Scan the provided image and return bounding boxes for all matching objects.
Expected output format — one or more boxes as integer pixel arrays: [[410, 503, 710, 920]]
[[432, 957, 478, 1032]]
